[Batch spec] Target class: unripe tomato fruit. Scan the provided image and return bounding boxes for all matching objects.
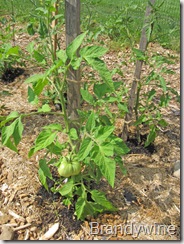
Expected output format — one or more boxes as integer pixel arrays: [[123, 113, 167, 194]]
[[58, 157, 81, 177]]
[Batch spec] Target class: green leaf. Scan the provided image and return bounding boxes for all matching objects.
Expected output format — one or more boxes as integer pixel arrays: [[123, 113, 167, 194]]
[[2, 119, 17, 145], [6, 46, 19, 56], [26, 41, 35, 54], [86, 111, 96, 132], [146, 71, 158, 84], [78, 138, 93, 161], [58, 180, 74, 196], [27, 23, 35, 35], [66, 31, 87, 59], [43, 123, 62, 131], [56, 49, 67, 64], [134, 114, 147, 126], [0, 111, 19, 127], [2, 137, 18, 153], [145, 126, 156, 147], [69, 128, 78, 140], [94, 153, 115, 187], [33, 50, 45, 63], [95, 126, 114, 142], [48, 141, 65, 155], [28, 86, 37, 103], [80, 45, 108, 59], [132, 48, 146, 61], [118, 103, 129, 113], [99, 115, 112, 126], [38, 19, 48, 39], [148, 89, 156, 101], [93, 83, 111, 98], [75, 197, 86, 220], [159, 93, 170, 107], [6, 111, 19, 121], [33, 77, 49, 96], [70, 57, 82, 70], [116, 158, 127, 175], [75, 197, 97, 220], [112, 137, 130, 155], [38, 168, 48, 191], [91, 190, 117, 211], [145, 25, 152, 42], [159, 76, 167, 92], [29, 130, 57, 156], [100, 143, 114, 156], [80, 88, 94, 104], [38, 104, 51, 112], [85, 57, 114, 91], [25, 74, 45, 84], [158, 119, 168, 127], [39, 159, 52, 179], [12, 117, 23, 146]]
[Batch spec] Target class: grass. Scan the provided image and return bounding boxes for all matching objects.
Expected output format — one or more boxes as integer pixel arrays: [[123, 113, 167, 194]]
[[0, 0, 180, 51]]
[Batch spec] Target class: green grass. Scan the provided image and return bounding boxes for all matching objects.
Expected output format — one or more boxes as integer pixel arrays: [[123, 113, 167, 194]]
[[0, 0, 39, 19], [0, 0, 180, 51]]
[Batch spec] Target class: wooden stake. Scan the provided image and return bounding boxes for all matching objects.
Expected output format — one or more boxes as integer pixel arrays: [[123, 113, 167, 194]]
[[121, 0, 156, 141], [52, 0, 59, 59], [65, 0, 81, 125]]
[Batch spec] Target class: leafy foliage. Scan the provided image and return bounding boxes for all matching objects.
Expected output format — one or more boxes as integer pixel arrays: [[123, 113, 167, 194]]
[[0, 21, 129, 220], [0, 0, 179, 222]]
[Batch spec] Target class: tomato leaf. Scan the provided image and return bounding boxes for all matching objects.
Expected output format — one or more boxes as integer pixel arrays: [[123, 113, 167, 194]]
[[58, 180, 74, 196], [38, 104, 51, 112], [91, 190, 117, 211], [38, 168, 48, 191], [80, 88, 94, 105], [78, 138, 93, 161], [94, 153, 116, 187], [69, 128, 78, 140], [39, 159, 53, 179], [145, 126, 156, 147], [80, 45, 108, 59], [66, 31, 87, 59], [85, 57, 114, 91], [95, 125, 114, 142], [29, 130, 57, 156], [75, 197, 86, 220], [38, 159, 53, 191], [86, 111, 96, 133]]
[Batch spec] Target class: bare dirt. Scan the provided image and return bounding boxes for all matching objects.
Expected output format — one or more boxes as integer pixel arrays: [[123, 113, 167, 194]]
[[0, 30, 180, 240]]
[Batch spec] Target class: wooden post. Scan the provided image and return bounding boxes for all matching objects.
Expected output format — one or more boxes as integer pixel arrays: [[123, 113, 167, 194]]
[[52, 0, 59, 59], [65, 0, 81, 125], [121, 0, 156, 142]]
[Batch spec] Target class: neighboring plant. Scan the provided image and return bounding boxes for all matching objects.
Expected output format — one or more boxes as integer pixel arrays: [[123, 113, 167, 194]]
[[131, 48, 180, 146], [24, 0, 65, 104], [0, 43, 24, 79], [0, 17, 13, 43]]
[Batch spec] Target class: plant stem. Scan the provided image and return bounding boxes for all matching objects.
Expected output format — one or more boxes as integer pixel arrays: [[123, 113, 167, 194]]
[[135, 82, 141, 144]]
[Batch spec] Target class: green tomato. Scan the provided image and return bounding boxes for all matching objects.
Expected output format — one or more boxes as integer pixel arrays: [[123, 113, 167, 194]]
[[70, 161, 81, 176], [58, 158, 81, 178]]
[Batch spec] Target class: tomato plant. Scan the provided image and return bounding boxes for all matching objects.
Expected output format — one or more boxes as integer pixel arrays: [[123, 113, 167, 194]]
[[0, 0, 179, 222], [0, 28, 129, 220]]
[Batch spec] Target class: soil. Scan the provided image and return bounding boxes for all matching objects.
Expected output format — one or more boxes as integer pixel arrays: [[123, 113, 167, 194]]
[[1, 67, 25, 83], [0, 30, 180, 240]]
